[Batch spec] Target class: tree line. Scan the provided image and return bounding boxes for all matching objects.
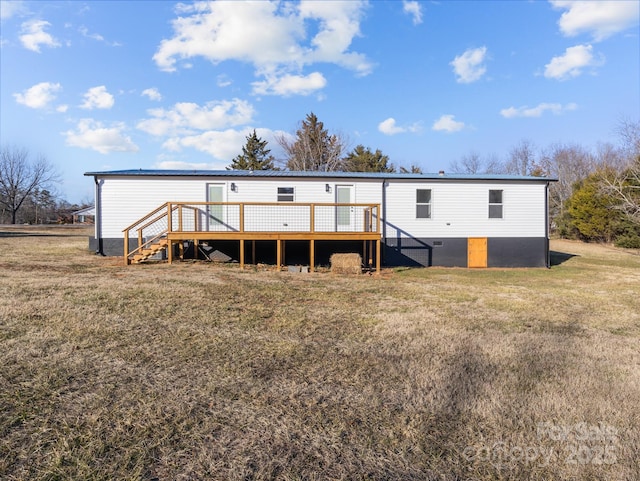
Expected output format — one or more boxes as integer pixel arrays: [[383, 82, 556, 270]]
[[229, 113, 640, 248], [228, 112, 421, 174], [3, 113, 639, 248], [0, 145, 88, 225], [446, 120, 640, 248]]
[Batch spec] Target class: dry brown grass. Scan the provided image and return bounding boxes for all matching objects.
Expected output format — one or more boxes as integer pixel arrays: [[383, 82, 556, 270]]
[[1, 228, 639, 480]]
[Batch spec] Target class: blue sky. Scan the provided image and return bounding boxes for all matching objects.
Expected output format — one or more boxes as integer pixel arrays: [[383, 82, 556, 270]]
[[1, 0, 638, 203]]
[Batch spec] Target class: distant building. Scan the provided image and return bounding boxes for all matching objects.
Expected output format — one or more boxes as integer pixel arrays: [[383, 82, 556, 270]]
[[72, 206, 95, 224]]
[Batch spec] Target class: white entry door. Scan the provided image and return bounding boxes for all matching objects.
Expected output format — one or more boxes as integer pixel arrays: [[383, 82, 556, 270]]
[[336, 185, 355, 231], [207, 183, 225, 230]]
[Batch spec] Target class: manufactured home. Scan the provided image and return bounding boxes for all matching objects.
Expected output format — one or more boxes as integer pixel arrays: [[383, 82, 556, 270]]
[[85, 169, 554, 270]]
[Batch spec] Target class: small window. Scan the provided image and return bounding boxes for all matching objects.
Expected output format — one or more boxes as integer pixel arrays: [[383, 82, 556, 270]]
[[416, 189, 432, 219], [489, 189, 503, 218], [277, 187, 294, 202]]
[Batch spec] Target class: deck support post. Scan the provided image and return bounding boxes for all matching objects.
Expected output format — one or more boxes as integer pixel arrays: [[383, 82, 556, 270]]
[[239, 239, 245, 270], [252, 240, 256, 265], [310, 239, 315, 272], [168, 240, 173, 264], [376, 238, 381, 273], [124, 233, 129, 265], [276, 239, 281, 270]]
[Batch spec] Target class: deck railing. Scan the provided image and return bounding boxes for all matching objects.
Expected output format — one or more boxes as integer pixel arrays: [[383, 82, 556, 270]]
[[123, 202, 380, 263]]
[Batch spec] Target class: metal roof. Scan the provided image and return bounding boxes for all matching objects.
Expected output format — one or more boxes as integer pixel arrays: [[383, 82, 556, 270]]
[[85, 169, 555, 182], [72, 206, 95, 216]]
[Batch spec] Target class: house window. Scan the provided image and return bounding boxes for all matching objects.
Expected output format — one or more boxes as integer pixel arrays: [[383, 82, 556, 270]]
[[277, 187, 294, 202], [489, 190, 503, 218], [416, 189, 432, 218]]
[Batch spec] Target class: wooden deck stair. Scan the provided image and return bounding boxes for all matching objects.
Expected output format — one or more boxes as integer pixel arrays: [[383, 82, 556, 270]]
[[131, 238, 169, 264]]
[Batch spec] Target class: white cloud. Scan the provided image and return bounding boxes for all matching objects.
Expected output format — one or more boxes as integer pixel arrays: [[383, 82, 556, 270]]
[[432, 114, 465, 133], [378, 118, 404, 135], [64, 119, 139, 154], [450, 46, 488, 83], [56, 104, 68, 113], [500, 102, 578, 118], [378, 117, 421, 135], [153, 1, 371, 96], [78, 25, 104, 42], [403, 1, 423, 25], [162, 129, 251, 160], [13, 82, 61, 109], [19, 19, 60, 52], [544, 44, 604, 80], [77, 25, 121, 46], [80, 86, 115, 109], [252, 72, 327, 96], [137, 98, 254, 137], [1, 1, 27, 20], [550, 0, 640, 42], [154, 160, 225, 170], [217, 74, 232, 87], [141, 87, 162, 101]]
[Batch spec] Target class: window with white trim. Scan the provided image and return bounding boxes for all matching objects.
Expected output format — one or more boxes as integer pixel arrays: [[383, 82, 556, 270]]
[[416, 189, 432, 218], [489, 189, 503, 218], [277, 187, 294, 202]]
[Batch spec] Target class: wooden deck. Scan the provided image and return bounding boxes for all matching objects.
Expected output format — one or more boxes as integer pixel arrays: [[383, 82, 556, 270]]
[[124, 202, 382, 272]]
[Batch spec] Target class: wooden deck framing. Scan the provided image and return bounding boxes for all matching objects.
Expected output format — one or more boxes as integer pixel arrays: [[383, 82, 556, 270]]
[[124, 202, 382, 272]]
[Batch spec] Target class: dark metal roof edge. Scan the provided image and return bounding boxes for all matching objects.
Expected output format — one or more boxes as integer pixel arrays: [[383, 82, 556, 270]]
[[84, 169, 557, 182]]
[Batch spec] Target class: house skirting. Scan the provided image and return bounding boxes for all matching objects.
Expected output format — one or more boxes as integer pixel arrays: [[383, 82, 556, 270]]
[[383, 236, 549, 268], [90, 236, 549, 268]]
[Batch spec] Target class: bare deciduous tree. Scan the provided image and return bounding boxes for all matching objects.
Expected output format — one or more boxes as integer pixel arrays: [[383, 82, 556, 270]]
[[505, 139, 537, 175], [599, 119, 640, 225], [0, 145, 59, 224], [449, 151, 504, 174], [276, 112, 347, 171], [539, 143, 595, 221], [449, 151, 482, 174]]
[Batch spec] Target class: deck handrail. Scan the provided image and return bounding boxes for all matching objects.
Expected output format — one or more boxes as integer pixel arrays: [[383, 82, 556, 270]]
[[123, 202, 170, 232], [123, 201, 381, 265]]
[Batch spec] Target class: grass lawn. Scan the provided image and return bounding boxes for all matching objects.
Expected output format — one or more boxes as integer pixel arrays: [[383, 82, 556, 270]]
[[1, 226, 639, 480]]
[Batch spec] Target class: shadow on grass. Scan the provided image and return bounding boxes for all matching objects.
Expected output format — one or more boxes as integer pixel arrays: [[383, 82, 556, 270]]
[[550, 250, 577, 266], [0, 231, 87, 238]]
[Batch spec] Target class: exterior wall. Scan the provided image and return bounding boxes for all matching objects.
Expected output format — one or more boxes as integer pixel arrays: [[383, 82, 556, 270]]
[[383, 237, 548, 268], [381, 180, 548, 267], [100, 177, 206, 238], [98, 176, 383, 239], [93, 173, 550, 267], [382, 180, 547, 239]]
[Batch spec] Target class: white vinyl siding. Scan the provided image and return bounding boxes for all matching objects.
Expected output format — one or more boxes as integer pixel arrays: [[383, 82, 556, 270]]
[[96, 175, 547, 240], [100, 177, 207, 238], [99, 177, 383, 238], [383, 180, 546, 238]]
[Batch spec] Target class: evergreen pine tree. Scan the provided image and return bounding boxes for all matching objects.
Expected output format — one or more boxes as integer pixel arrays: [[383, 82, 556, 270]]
[[227, 130, 276, 171], [342, 145, 395, 172]]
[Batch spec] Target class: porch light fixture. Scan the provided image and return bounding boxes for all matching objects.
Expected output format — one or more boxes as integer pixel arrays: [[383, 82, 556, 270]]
[[231, 182, 237, 192], [325, 184, 331, 193]]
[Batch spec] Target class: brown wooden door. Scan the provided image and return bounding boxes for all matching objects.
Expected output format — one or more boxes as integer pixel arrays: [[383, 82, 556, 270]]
[[468, 237, 487, 268]]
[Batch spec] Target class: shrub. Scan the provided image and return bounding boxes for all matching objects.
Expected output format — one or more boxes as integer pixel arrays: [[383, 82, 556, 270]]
[[614, 234, 640, 249]]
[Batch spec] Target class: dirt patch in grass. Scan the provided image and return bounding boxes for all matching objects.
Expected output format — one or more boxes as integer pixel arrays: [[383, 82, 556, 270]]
[[1, 229, 639, 480]]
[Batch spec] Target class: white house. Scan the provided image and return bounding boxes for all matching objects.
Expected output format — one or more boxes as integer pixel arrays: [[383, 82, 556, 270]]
[[84, 169, 554, 269]]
